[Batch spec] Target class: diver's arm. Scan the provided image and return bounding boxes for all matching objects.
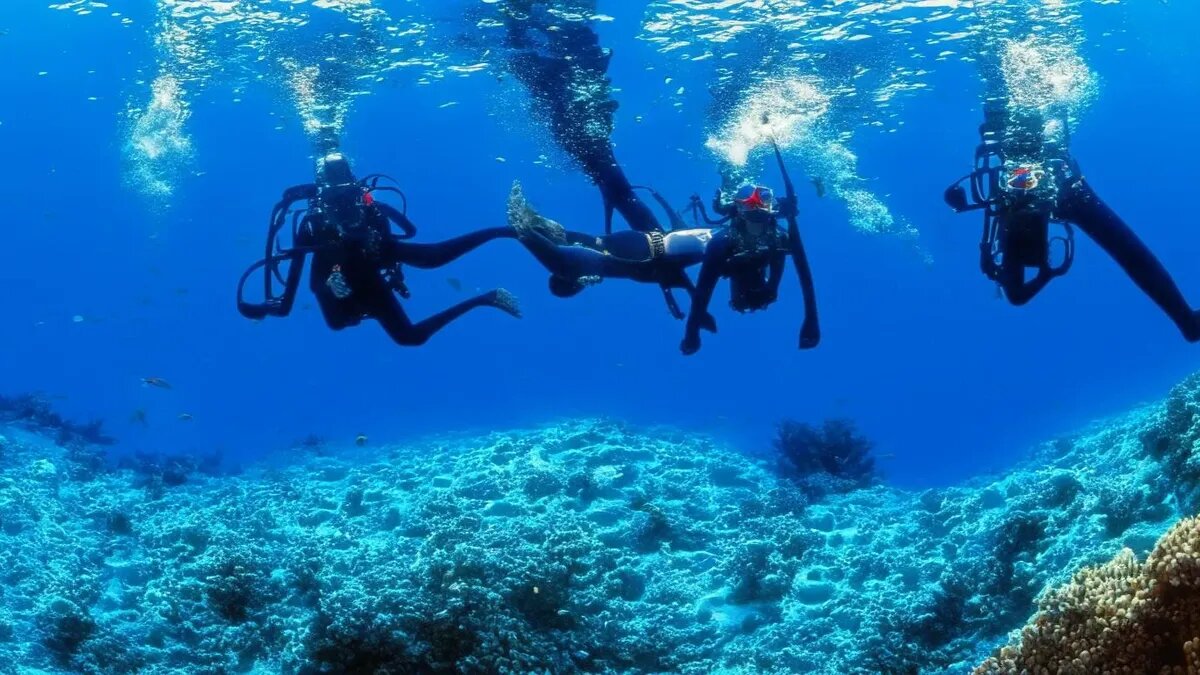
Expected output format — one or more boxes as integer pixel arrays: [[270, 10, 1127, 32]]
[[681, 234, 731, 355], [785, 214, 820, 349]]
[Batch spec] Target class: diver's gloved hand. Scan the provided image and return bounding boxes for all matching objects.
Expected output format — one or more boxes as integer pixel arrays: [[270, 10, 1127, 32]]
[[680, 333, 701, 356], [799, 319, 820, 350]]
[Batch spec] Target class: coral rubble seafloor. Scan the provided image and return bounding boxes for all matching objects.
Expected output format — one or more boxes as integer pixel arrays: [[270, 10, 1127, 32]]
[[4, 375, 1200, 674]]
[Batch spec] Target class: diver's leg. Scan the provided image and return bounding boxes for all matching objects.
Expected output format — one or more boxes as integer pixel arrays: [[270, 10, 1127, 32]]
[[387, 228, 517, 270], [369, 287, 521, 347], [1062, 180, 1200, 341], [590, 160, 663, 233], [518, 229, 647, 279], [564, 231, 603, 248], [508, 182, 651, 279], [600, 231, 654, 259]]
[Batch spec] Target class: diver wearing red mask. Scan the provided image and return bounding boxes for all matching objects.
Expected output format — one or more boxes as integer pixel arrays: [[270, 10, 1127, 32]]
[[945, 102, 1200, 342]]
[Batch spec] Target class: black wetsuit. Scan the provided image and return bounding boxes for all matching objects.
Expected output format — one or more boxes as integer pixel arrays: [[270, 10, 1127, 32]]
[[501, 2, 659, 234], [948, 107, 1200, 342], [681, 213, 820, 355], [519, 228, 707, 289], [501, 2, 702, 318], [238, 182, 518, 346]]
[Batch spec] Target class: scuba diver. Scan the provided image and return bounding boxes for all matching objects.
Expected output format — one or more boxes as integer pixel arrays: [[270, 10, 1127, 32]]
[[680, 143, 821, 355], [499, 0, 693, 318], [944, 100, 1200, 342], [236, 145, 522, 346], [510, 141, 820, 355], [506, 181, 719, 334]]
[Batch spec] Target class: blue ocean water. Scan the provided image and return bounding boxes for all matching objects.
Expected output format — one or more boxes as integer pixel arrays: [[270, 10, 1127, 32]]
[[6, 4, 1200, 672], [1, 2, 1198, 485]]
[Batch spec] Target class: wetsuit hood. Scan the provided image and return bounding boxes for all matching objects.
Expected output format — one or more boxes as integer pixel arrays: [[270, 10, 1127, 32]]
[[318, 152, 357, 186]]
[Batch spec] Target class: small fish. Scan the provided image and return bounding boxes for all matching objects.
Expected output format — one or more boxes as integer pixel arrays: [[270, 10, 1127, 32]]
[[130, 409, 149, 426], [811, 177, 826, 199], [142, 377, 172, 390], [174, 288, 189, 296], [355, 434, 368, 447], [446, 277, 463, 292], [178, 413, 193, 422]]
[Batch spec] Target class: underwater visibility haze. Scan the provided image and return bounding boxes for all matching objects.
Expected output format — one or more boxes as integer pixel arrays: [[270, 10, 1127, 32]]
[[2, 0, 1200, 672]]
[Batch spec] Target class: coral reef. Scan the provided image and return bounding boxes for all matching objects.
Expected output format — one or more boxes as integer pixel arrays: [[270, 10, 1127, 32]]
[[976, 516, 1200, 674], [0, 393, 114, 448], [1, 371, 1200, 673]]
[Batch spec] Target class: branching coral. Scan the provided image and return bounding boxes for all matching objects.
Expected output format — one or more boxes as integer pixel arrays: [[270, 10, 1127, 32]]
[[976, 516, 1200, 673], [773, 418, 878, 496]]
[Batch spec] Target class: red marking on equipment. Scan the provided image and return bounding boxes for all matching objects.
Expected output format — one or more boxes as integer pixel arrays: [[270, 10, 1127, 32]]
[[739, 188, 767, 210]]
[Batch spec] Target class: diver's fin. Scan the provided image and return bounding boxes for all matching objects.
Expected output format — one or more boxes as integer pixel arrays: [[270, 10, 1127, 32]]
[[507, 181, 566, 243]]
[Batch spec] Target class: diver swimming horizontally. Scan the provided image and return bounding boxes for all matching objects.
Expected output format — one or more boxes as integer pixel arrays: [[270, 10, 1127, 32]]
[[944, 100, 1200, 342], [506, 181, 718, 334], [236, 142, 521, 346], [498, 0, 696, 318], [509, 142, 820, 355]]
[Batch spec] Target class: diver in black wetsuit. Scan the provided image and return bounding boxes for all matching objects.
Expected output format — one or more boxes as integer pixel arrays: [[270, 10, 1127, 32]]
[[945, 101, 1200, 342], [506, 181, 720, 333], [499, 0, 695, 318], [681, 170, 821, 356], [236, 148, 521, 346]]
